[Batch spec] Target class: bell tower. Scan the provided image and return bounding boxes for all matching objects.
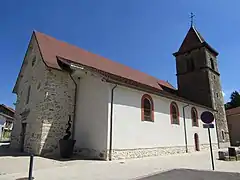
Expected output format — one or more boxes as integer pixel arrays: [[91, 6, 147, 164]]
[[173, 25, 229, 148]]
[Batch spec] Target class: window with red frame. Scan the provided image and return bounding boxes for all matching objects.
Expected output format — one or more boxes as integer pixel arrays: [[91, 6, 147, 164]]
[[191, 107, 198, 127], [141, 94, 154, 122], [170, 102, 179, 124]]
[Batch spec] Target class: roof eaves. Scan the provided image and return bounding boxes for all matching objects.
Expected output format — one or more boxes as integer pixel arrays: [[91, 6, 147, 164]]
[[105, 75, 215, 112], [202, 42, 219, 56], [226, 107, 240, 116], [57, 56, 164, 91], [0, 112, 14, 120], [58, 56, 214, 111], [0, 104, 15, 113]]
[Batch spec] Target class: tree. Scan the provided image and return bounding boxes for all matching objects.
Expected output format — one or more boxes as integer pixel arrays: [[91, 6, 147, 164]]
[[224, 91, 240, 110]]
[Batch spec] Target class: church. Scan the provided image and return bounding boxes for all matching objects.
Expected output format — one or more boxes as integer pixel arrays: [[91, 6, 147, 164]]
[[10, 25, 229, 160]]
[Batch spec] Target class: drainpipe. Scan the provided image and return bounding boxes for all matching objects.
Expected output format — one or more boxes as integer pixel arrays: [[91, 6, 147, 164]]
[[57, 58, 78, 140], [183, 104, 189, 153], [109, 84, 117, 161], [69, 74, 78, 140]]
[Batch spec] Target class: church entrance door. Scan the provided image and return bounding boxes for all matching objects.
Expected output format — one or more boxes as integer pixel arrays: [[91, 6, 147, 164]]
[[20, 123, 27, 152]]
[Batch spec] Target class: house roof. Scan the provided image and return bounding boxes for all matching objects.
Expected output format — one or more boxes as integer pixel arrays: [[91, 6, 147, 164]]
[[13, 30, 216, 111], [0, 104, 15, 113], [32, 31, 217, 111], [173, 26, 218, 56], [34, 31, 175, 92], [226, 107, 240, 116]]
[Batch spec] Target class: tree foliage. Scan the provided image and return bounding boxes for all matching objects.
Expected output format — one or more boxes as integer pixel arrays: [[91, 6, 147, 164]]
[[225, 91, 240, 110]]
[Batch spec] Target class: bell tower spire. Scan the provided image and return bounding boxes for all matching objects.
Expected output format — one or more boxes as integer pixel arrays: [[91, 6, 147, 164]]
[[173, 23, 230, 148]]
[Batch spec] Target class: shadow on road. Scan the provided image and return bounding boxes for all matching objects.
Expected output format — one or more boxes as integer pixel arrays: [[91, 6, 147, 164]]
[[0, 143, 29, 157], [137, 169, 240, 180], [0, 143, 104, 161]]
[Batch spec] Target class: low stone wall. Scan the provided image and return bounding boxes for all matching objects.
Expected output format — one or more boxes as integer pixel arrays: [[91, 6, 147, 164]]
[[219, 142, 230, 149], [73, 147, 107, 160], [109, 144, 218, 160]]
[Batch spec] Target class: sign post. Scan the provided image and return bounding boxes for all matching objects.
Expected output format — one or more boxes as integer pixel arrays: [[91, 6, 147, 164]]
[[201, 111, 215, 171], [208, 126, 215, 170]]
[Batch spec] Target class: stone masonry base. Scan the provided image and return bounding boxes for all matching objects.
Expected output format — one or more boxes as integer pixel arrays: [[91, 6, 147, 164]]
[[219, 142, 230, 149], [108, 144, 218, 160], [9, 144, 219, 161], [73, 147, 107, 160]]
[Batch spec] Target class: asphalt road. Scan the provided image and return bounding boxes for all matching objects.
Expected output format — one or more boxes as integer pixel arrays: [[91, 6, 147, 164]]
[[138, 169, 240, 180]]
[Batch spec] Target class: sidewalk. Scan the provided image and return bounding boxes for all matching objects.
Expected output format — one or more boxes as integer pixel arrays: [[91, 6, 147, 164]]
[[0, 151, 240, 180]]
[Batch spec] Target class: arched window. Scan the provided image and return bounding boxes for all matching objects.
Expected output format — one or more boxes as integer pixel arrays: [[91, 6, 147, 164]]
[[141, 94, 154, 122], [191, 107, 198, 127], [170, 102, 179, 124]]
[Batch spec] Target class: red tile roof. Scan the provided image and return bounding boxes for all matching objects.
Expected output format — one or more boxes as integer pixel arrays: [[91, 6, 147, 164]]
[[34, 31, 175, 92], [226, 107, 240, 116]]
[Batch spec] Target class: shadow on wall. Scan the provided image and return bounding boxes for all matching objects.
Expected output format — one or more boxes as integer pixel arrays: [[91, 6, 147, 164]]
[[39, 115, 73, 161], [113, 89, 194, 120], [39, 116, 105, 162]]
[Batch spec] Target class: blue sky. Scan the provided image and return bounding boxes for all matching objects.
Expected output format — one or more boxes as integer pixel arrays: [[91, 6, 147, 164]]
[[1, 0, 239, 108]]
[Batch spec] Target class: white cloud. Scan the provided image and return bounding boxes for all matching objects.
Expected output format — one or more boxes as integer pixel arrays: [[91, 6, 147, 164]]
[[222, 89, 235, 103]]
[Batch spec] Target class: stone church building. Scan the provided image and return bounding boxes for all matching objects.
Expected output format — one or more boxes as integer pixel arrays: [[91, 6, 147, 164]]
[[11, 25, 229, 160]]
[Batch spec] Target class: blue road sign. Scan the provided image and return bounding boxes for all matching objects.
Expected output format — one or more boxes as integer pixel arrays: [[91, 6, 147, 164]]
[[201, 111, 214, 124]]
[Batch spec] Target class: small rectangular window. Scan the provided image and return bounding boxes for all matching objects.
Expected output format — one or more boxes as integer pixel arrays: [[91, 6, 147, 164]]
[[210, 58, 215, 70], [222, 130, 225, 140], [26, 86, 31, 104]]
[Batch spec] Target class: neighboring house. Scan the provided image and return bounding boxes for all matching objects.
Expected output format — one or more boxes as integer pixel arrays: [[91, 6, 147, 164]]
[[226, 107, 240, 146], [0, 104, 14, 142], [10, 25, 229, 160]]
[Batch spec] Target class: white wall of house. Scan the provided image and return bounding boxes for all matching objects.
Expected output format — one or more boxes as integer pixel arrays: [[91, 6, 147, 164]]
[[0, 114, 5, 137], [111, 85, 217, 150], [74, 74, 218, 154], [74, 75, 110, 154]]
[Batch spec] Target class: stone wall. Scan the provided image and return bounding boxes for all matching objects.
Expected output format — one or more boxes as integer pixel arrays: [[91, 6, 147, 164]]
[[176, 47, 213, 107], [11, 35, 47, 153], [39, 68, 75, 157], [109, 144, 218, 160], [206, 50, 230, 148], [175, 44, 230, 149], [11, 34, 76, 157]]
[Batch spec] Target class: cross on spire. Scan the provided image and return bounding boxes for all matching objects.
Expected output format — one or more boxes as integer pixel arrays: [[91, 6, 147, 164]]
[[190, 12, 195, 27]]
